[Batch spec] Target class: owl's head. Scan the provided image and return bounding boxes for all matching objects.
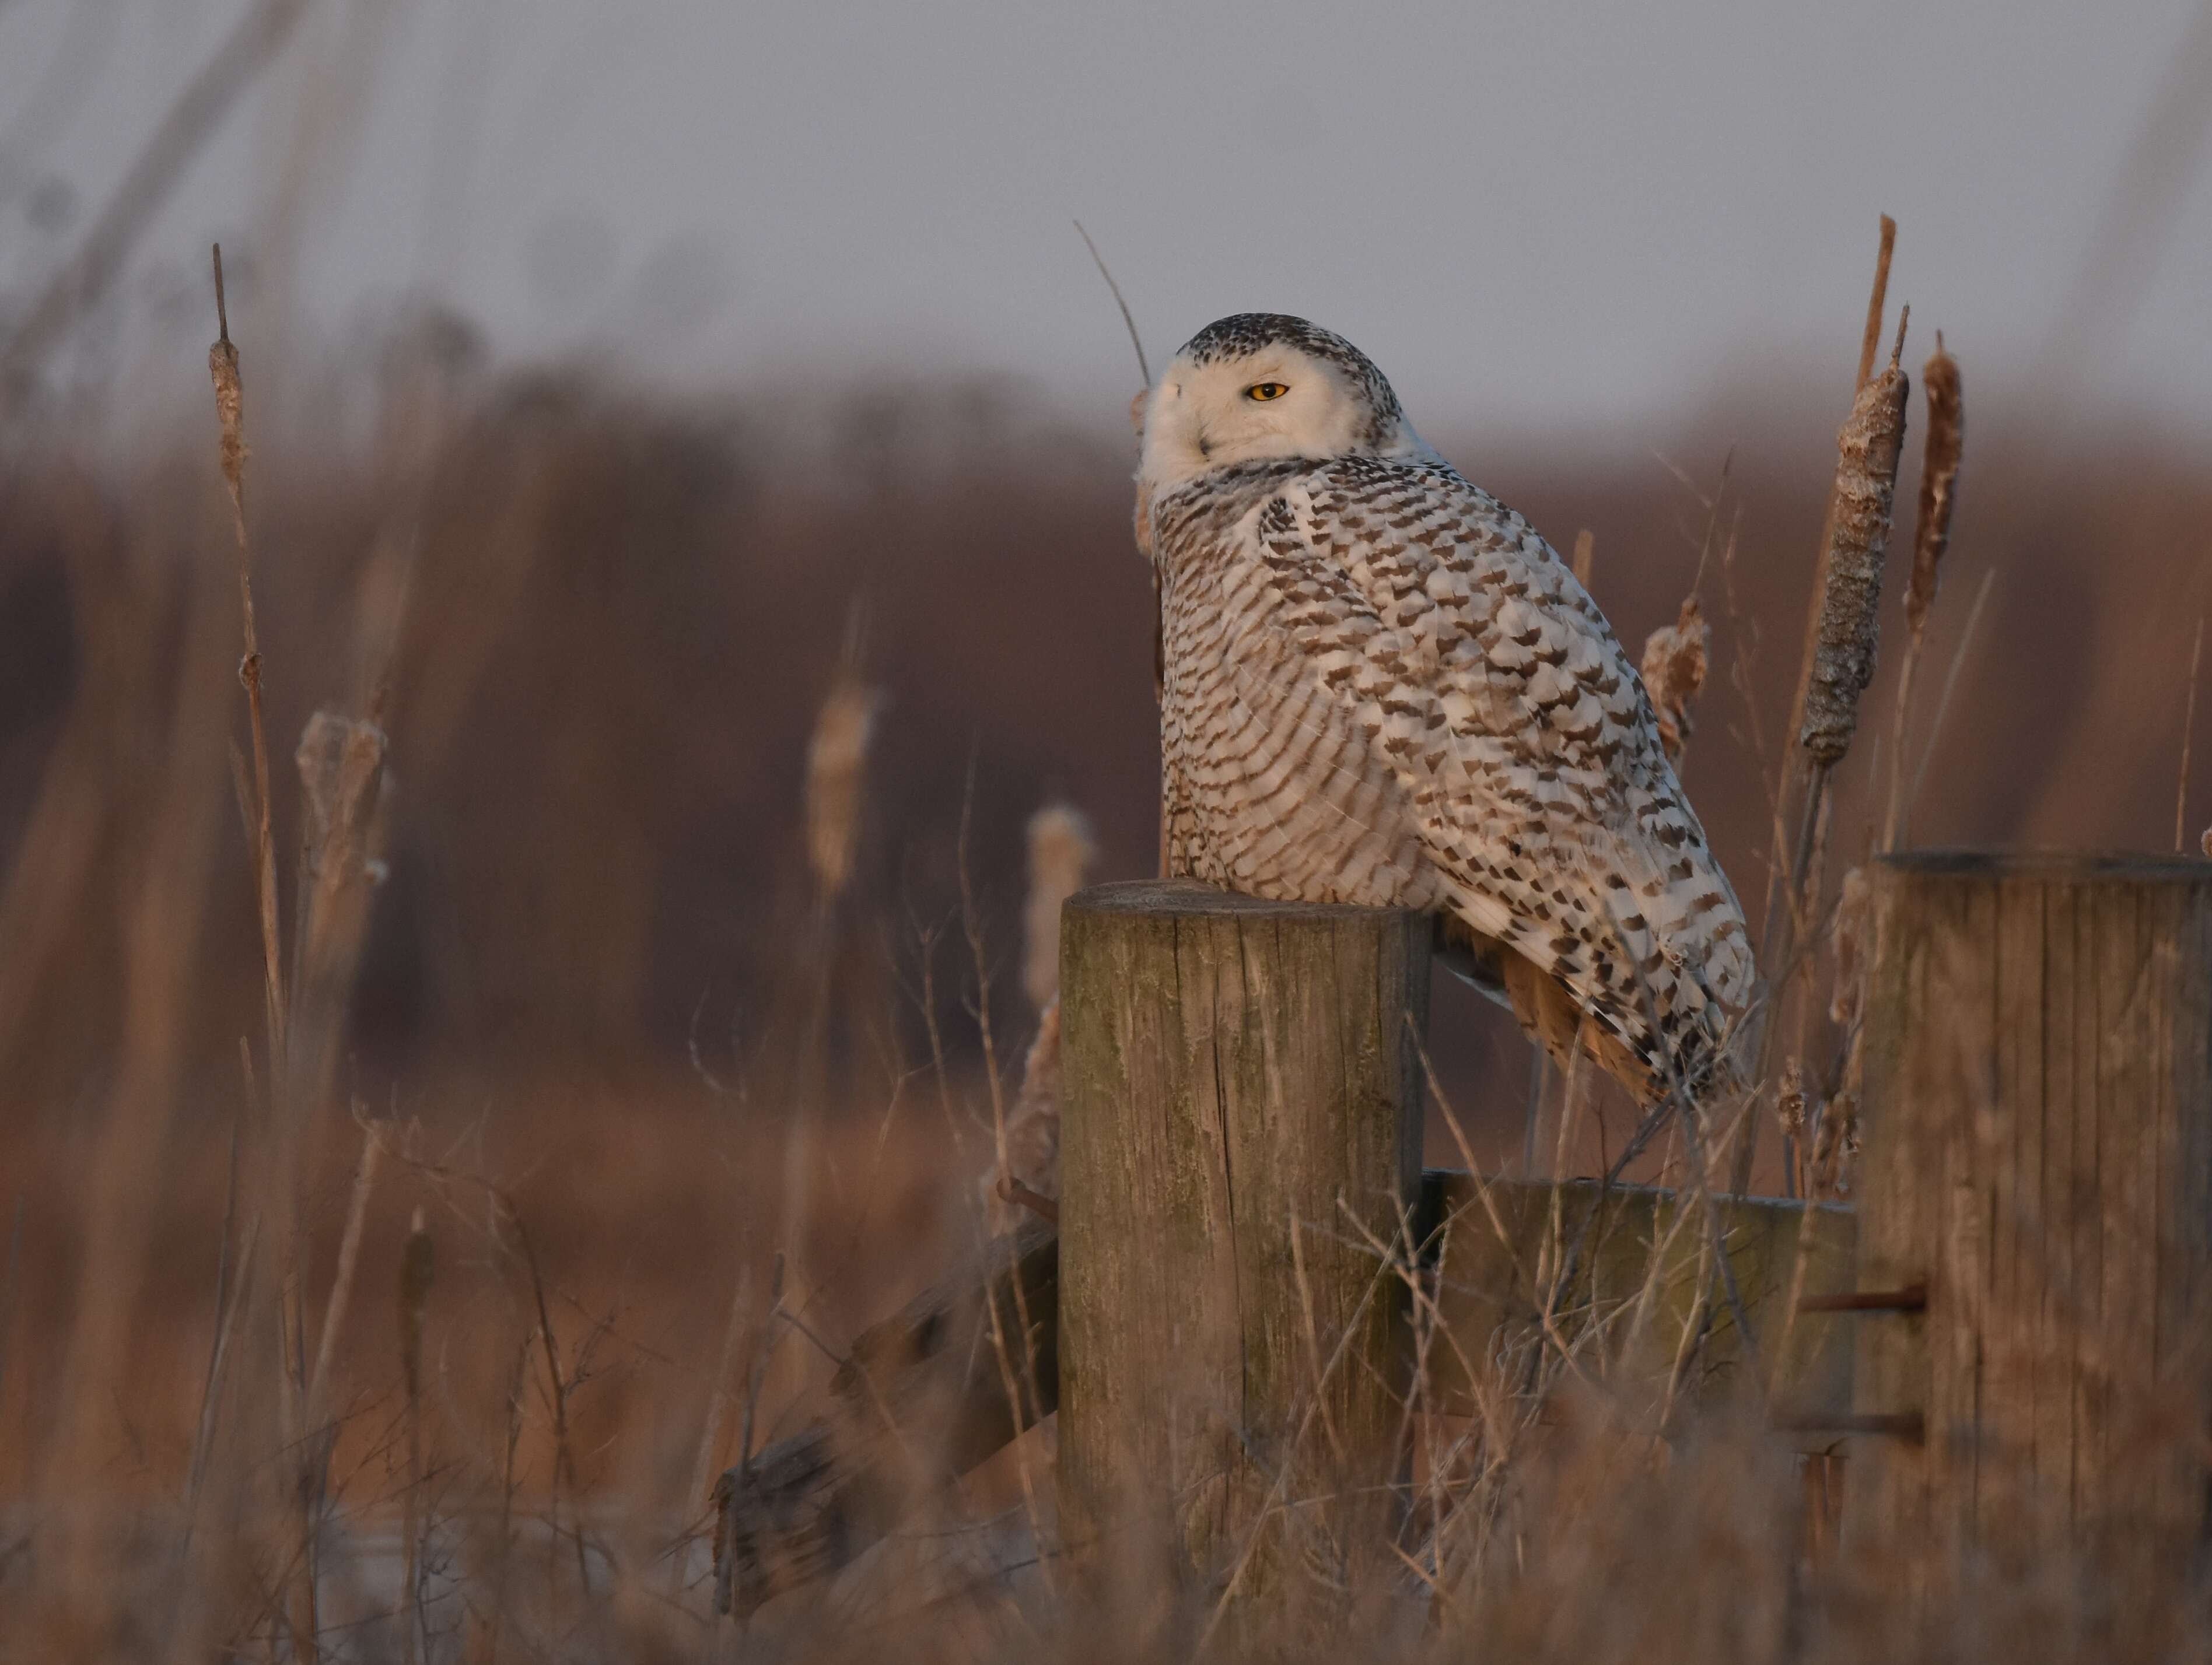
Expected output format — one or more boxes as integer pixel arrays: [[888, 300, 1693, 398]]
[[1136, 314, 1430, 492]]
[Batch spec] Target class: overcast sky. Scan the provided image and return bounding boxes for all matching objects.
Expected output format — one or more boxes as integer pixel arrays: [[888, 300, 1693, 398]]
[[4, 0, 2209, 440]]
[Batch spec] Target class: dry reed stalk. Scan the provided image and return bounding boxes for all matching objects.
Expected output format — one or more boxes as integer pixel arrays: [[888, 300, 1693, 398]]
[[1884, 337, 1966, 848], [306, 1119, 384, 1415], [35, 488, 236, 1642], [2202, 827, 2211, 858], [1020, 802, 1096, 1015], [2179, 615, 2204, 852], [681, 1264, 756, 1596], [1901, 565, 1998, 826], [398, 1207, 433, 1665], [953, 778, 1055, 1602], [503, 1205, 593, 1600], [210, 246, 289, 1075], [208, 251, 332, 1659], [1570, 527, 1595, 588]]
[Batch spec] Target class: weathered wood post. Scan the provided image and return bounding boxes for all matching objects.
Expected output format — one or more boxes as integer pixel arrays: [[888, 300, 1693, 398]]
[[1057, 880, 1429, 1615], [1846, 852, 2212, 1568]]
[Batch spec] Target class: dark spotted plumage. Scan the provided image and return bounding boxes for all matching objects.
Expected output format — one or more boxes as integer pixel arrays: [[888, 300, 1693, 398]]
[[1146, 322, 1755, 1100]]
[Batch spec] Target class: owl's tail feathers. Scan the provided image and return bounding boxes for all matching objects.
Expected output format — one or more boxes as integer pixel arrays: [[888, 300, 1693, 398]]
[[1434, 915, 1745, 1110], [1499, 948, 1657, 1104], [1437, 915, 1663, 1103]]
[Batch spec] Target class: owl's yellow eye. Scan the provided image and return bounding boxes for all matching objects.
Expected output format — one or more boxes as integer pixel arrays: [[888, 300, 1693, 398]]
[[1246, 382, 1289, 401]]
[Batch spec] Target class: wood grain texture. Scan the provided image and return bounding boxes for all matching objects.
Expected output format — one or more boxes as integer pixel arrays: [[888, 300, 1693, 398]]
[[1057, 879, 1429, 1610], [1845, 852, 2212, 1569]]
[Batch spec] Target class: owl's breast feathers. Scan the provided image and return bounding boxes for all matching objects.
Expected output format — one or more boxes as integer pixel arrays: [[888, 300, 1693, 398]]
[[1149, 453, 1756, 1103]]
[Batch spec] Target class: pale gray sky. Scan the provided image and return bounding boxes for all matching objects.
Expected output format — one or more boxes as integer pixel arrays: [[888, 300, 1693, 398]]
[[4, 0, 2209, 439]]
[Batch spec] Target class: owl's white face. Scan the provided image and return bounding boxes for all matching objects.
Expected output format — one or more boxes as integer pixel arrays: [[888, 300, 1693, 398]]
[[1136, 315, 1430, 497]]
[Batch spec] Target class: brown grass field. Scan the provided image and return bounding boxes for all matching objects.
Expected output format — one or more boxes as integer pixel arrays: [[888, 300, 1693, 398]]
[[2, 275, 2211, 1659]]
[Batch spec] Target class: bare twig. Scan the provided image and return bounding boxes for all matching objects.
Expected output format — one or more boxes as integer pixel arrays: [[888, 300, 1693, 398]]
[[1074, 220, 1150, 386], [1905, 567, 1997, 825]]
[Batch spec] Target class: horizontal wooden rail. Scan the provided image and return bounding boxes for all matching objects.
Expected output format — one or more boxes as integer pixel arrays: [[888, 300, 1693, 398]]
[[713, 1171, 1859, 1615]]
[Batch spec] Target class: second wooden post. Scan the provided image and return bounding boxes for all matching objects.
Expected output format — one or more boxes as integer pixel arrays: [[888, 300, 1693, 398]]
[[1847, 851, 2212, 1568], [1057, 879, 1429, 1613]]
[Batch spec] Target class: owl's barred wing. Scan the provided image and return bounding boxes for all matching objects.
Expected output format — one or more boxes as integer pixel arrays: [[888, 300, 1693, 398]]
[[1243, 456, 1755, 1092]]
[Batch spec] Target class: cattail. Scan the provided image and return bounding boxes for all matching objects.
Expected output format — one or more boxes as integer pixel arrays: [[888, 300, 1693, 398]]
[[1570, 528, 1595, 588], [2201, 826, 2211, 858], [296, 713, 389, 932], [292, 713, 391, 1115], [1021, 802, 1097, 1014], [208, 260, 248, 513], [1639, 595, 1707, 764], [803, 674, 879, 902], [1883, 336, 1967, 850], [1904, 338, 1964, 640], [1801, 324, 1912, 767]]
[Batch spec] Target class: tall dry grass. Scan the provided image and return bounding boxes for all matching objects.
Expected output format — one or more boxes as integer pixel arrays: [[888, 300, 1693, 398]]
[[1, 247, 2210, 1655]]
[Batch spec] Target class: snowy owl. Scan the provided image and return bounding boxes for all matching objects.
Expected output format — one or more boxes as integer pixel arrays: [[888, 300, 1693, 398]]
[[1136, 314, 1755, 1103]]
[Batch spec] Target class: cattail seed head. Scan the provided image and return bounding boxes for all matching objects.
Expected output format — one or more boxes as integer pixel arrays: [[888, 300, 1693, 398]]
[[1905, 338, 1964, 640], [1801, 352, 1911, 767], [208, 338, 248, 503], [2202, 826, 2211, 859], [1639, 595, 1708, 763], [804, 675, 879, 902], [1021, 803, 1097, 1014]]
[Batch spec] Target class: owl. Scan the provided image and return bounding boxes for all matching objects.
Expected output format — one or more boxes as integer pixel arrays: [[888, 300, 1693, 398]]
[[1136, 314, 1754, 1103]]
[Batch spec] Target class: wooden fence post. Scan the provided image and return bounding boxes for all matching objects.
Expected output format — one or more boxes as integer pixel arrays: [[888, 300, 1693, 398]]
[[1056, 879, 1429, 1616], [1846, 852, 2212, 1568]]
